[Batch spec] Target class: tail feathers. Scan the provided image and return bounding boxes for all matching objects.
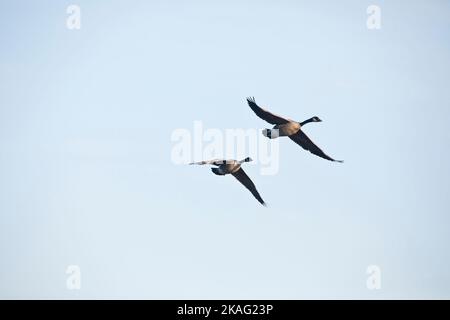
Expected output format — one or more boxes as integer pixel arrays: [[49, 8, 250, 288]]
[[211, 168, 226, 175], [262, 128, 278, 139]]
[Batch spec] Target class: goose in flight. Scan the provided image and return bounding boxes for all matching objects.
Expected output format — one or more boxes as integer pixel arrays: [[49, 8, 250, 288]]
[[189, 157, 266, 206], [246, 97, 343, 163]]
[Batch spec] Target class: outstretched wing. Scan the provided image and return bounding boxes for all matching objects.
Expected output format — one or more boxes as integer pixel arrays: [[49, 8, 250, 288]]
[[246, 97, 289, 125], [231, 168, 266, 206], [189, 159, 225, 166], [289, 131, 343, 163]]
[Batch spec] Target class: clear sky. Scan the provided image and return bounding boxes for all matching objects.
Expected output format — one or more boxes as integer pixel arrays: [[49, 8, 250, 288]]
[[1, 0, 449, 299]]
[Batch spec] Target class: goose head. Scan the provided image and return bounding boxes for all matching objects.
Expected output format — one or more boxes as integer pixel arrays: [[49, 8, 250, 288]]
[[243, 157, 253, 163], [311, 116, 322, 122]]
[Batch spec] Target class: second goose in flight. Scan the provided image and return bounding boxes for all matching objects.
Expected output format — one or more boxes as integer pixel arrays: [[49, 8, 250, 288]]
[[246, 97, 343, 163], [189, 157, 266, 206]]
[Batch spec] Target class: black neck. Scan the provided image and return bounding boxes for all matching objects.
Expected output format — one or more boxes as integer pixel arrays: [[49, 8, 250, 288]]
[[300, 117, 315, 126]]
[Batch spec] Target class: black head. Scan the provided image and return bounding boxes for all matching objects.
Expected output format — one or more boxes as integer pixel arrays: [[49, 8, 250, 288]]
[[244, 157, 253, 162], [312, 116, 322, 122]]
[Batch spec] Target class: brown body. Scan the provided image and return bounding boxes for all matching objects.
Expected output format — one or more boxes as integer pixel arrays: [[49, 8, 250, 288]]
[[217, 160, 242, 175], [273, 121, 301, 137]]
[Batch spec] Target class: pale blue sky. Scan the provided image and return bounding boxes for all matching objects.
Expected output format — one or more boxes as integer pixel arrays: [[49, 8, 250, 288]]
[[1, 0, 449, 299]]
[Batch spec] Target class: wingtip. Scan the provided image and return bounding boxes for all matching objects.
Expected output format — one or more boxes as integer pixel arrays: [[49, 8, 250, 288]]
[[336, 160, 344, 163]]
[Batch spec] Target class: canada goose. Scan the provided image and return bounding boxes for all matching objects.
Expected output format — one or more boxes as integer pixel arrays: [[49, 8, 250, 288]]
[[246, 97, 343, 163], [189, 157, 266, 206]]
